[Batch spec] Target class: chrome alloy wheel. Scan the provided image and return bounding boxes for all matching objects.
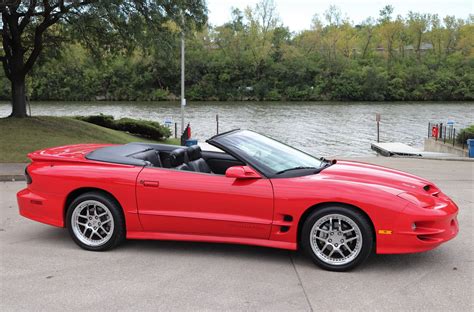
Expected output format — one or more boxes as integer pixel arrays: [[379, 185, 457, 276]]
[[71, 200, 114, 247], [310, 214, 363, 266]]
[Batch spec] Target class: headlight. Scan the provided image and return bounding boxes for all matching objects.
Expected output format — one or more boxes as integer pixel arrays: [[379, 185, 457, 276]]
[[397, 192, 435, 208]]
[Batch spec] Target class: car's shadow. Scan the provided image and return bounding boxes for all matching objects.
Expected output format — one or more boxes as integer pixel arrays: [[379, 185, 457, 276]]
[[122, 238, 292, 265], [36, 227, 453, 272]]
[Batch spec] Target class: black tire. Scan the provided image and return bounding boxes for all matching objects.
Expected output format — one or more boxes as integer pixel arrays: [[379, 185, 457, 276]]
[[66, 191, 125, 251], [301, 206, 374, 271]]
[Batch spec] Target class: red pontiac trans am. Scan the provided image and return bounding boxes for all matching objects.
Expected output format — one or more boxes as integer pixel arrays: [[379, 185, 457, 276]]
[[17, 130, 459, 271]]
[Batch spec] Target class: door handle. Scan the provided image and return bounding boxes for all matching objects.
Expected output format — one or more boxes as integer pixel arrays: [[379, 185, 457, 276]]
[[140, 180, 159, 187]]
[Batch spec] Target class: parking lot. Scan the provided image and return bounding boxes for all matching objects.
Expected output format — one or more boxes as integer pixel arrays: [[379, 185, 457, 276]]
[[1, 157, 473, 311]]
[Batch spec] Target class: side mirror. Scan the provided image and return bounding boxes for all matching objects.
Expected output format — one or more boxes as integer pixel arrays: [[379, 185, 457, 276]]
[[225, 166, 261, 179]]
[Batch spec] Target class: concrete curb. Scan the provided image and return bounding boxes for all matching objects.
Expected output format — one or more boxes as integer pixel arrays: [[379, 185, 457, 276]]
[[390, 155, 474, 162], [0, 175, 25, 182], [0, 163, 27, 182]]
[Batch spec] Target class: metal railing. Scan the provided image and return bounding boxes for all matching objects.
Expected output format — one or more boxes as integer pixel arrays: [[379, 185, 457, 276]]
[[428, 122, 467, 150]]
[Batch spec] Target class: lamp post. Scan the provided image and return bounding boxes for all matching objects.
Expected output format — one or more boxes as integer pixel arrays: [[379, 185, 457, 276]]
[[180, 14, 186, 134]]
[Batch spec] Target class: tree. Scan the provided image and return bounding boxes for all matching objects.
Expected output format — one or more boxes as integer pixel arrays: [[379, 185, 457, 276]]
[[407, 12, 430, 60], [359, 18, 376, 59], [0, 0, 207, 117]]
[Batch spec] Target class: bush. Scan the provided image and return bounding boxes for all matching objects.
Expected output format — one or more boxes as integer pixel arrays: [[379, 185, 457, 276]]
[[76, 114, 171, 141], [76, 115, 115, 128], [115, 118, 171, 140], [456, 124, 474, 144]]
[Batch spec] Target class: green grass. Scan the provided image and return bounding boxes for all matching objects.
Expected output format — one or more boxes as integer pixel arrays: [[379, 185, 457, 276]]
[[0, 116, 179, 162]]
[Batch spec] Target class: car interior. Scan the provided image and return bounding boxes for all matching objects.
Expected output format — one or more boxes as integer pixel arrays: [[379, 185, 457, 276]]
[[86, 142, 244, 175]]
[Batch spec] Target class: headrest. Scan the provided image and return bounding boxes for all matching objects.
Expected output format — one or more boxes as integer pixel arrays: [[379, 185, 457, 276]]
[[169, 148, 186, 167], [131, 150, 161, 167], [186, 145, 202, 161]]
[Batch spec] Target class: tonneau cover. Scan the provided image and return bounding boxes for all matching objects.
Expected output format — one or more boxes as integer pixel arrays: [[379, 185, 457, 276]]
[[86, 143, 152, 166]]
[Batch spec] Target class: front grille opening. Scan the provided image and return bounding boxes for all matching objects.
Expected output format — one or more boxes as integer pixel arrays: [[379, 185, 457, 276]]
[[413, 221, 435, 230]]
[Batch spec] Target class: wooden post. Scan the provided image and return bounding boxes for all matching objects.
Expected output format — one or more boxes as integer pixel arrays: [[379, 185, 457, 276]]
[[174, 122, 177, 138], [376, 113, 381, 143], [216, 114, 219, 134]]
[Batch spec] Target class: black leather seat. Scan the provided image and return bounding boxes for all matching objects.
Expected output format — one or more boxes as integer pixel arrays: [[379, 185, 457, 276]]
[[130, 149, 162, 167], [169, 148, 191, 171], [186, 145, 211, 173]]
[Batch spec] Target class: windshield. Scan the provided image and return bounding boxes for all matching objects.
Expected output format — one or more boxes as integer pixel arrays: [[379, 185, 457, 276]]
[[215, 130, 324, 176]]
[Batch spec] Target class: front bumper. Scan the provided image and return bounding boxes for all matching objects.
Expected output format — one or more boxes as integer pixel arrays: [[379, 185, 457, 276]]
[[17, 188, 64, 227], [376, 198, 459, 254]]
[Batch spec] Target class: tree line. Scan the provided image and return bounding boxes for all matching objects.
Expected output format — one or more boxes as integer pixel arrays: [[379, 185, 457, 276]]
[[1, 1, 473, 111]]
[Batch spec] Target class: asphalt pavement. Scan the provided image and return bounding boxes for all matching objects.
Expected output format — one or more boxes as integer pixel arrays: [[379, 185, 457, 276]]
[[0, 157, 473, 311]]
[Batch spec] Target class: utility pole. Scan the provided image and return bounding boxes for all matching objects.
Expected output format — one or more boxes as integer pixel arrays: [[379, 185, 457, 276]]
[[180, 13, 186, 134]]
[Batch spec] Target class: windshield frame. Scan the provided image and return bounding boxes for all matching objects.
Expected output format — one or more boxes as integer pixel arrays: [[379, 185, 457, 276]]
[[207, 130, 325, 178]]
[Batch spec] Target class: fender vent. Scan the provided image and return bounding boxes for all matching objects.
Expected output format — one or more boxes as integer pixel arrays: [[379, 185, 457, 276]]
[[283, 215, 293, 222], [280, 226, 290, 233]]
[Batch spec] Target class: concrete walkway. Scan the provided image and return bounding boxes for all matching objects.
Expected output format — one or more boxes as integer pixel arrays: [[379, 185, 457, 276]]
[[1, 157, 473, 311]]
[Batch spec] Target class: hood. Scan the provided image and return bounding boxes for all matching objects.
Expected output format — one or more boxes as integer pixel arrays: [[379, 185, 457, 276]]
[[319, 160, 436, 195]]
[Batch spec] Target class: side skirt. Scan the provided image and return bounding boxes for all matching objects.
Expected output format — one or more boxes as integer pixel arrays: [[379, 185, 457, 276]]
[[127, 231, 297, 250]]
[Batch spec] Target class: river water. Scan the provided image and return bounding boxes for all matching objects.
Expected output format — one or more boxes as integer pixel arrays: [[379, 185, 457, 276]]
[[1, 101, 472, 156]]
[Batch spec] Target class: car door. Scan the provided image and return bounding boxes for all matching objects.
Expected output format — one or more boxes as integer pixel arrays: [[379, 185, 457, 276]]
[[136, 167, 274, 239]]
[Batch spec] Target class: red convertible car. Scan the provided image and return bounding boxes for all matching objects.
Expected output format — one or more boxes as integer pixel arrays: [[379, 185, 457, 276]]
[[17, 130, 458, 271]]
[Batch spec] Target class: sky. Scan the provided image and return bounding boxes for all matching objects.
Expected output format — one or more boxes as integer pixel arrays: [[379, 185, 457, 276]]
[[206, 0, 473, 32]]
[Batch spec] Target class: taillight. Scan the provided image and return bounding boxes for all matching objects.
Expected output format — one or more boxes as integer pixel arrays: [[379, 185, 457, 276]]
[[25, 166, 32, 184]]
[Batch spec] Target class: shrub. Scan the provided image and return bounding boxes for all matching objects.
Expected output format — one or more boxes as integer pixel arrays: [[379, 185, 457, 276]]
[[456, 124, 474, 144], [115, 118, 171, 140], [76, 114, 115, 128], [75, 114, 171, 141]]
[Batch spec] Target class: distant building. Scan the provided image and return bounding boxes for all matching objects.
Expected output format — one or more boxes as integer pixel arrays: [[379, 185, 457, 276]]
[[404, 42, 433, 53]]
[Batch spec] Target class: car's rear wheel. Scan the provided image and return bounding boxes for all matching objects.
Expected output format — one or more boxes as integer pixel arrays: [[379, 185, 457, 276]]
[[302, 206, 374, 271], [66, 192, 125, 251]]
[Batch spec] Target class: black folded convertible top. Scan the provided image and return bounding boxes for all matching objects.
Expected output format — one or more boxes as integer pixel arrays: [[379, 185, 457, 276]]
[[86, 142, 181, 166], [86, 143, 153, 166]]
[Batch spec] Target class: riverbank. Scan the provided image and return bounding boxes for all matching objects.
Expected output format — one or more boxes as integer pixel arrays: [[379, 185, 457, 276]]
[[0, 116, 178, 163]]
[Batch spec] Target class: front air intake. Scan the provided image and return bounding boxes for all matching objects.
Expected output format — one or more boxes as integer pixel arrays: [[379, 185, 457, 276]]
[[423, 184, 440, 197]]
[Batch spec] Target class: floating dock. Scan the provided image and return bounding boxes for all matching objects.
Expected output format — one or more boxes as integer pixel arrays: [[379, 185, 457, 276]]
[[371, 142, 460, 158], [371, 142, 424, 157]]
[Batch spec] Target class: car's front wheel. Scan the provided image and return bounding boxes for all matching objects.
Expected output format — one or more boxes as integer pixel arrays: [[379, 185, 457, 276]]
[[301, 206, 374, 271], [66, 192, 125, 251]]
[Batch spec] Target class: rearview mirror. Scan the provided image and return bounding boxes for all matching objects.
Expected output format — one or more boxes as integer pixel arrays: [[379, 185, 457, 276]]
[[225, 166, 261, 179]]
